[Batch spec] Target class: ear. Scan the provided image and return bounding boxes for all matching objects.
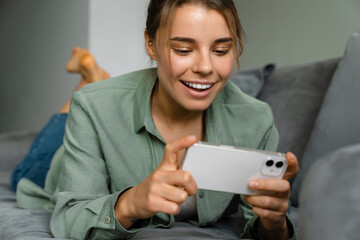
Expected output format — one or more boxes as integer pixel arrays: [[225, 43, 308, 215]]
[[144, 30, 157, 61]]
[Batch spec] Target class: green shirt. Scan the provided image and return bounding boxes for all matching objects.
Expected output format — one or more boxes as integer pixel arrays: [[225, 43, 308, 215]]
[[17, 68, 295, 239]]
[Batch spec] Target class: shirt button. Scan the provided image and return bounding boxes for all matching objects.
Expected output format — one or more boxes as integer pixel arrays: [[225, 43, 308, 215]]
[[103, 216, 111, 224], [199, 191, 205, 198]]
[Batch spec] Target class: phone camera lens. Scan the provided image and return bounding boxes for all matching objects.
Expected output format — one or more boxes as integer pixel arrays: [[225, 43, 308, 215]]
[[276, 161, 284, 168], [266, 160, 274, 167]]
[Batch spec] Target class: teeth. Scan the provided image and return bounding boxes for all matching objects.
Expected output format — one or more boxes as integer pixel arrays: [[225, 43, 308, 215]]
[[183, 81, 212, 90]]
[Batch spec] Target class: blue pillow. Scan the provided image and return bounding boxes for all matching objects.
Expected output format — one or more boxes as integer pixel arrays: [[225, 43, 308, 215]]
[[229, 63, 275, 97]]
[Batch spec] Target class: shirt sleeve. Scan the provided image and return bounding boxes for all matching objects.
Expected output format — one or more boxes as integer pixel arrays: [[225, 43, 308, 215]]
[[240, 110, 297, 239], [50, 92, 152, 240]]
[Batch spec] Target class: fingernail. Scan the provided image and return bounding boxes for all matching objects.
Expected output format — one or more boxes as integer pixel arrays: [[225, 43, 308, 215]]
[[249, 181, 258, 188], [182, 193, 188, 200], [288, 152, 295, 160], [187, 135, 196, 141]]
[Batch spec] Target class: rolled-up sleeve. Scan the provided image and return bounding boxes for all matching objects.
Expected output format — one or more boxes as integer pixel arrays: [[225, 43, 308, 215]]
[[50, 92, 151, 239]]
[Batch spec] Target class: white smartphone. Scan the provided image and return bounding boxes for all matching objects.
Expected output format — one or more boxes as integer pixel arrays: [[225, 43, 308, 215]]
[[181, 141, 288, 195]]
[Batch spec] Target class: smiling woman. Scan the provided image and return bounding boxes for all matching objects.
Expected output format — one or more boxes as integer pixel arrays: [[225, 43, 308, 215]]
[[147, 5, 237, 144], [150, 6, 235, 112], [15, 0, 298, 240]]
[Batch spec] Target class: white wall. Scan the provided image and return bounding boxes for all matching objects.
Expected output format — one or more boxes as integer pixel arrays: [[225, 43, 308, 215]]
[[0, 0, 151, 133], [1, 0, 359, 133], [0, 0, 89, 133], [88, 0, 360, 72], [236, 0, 360, 70], [89, 0, 152, 77]]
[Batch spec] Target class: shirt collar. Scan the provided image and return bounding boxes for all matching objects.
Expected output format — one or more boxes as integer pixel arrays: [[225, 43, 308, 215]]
[[133, 68, 227, 144], [133, 68, 160, 135]]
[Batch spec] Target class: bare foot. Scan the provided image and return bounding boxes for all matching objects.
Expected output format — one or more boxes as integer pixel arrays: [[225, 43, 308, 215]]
[[66, 47, 110, 83], [59, 48, 110, 113]]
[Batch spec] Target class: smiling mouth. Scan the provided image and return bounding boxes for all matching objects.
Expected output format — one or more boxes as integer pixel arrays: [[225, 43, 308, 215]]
[[181, 81, 213, 91]]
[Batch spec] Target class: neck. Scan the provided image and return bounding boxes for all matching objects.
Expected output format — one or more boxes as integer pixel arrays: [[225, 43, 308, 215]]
[[151, 81, 205, 143], [151, 80, 203, 126]]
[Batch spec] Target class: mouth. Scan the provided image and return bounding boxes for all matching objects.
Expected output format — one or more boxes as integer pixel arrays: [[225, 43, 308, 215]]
[[180, 80, 214, 91]]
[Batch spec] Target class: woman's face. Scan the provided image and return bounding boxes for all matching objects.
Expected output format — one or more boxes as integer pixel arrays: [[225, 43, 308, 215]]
[[150, 4, 235, 112]]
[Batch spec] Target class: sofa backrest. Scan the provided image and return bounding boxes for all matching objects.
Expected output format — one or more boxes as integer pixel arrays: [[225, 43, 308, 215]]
[[291, 29, 360, 206], [257, 58, 340, 165]]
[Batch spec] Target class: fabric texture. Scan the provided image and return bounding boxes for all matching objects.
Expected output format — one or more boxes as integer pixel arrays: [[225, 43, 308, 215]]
[[229, 63, 276, 98], [16, 68, 294, 239], [11, 113, 68, 191], [0, 180, 244, 240], [291, 29, 360, 206], [0, 184, 56, 240], [0, 181, 243, 240], [0, 131, 37, 184], [258, 58, 339, 164], [298, 143, 360, 240]]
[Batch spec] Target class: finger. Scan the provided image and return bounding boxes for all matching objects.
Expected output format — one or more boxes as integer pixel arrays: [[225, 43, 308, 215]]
[[252, 206, 287, 228], [167, 171, 198, 196], [249, 179, 290, 196], [152, 170, 198, 196], [283, 152, 299, 180], [243, 195, 289, 212], [147, 174, 188, 204], [159, 184, 189, 204], [160, 135, 197, 170], [150, 196, 181, 216], [150, 170, 198, 196]]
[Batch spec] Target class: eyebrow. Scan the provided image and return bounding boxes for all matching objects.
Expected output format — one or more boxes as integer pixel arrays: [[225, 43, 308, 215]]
[[170, 37, 195, 43], [170, 37, 233, 44], [214, 37, 233, 43]]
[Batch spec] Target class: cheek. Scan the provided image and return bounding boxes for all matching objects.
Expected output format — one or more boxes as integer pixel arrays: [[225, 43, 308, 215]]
[[156, 51, 189, 79], [170, 55, 191, 77], [215, 55, 235, 79]]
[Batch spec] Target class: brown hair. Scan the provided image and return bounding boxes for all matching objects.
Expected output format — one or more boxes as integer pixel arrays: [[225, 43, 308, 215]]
[[146, 0, 245, 68]]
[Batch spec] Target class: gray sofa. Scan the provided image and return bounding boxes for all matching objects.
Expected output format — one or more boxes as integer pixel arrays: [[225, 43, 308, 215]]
[[1, 30, 359, 239]]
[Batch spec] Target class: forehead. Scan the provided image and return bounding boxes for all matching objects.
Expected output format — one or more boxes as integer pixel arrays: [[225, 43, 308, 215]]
[[169, 4, 231, 39]]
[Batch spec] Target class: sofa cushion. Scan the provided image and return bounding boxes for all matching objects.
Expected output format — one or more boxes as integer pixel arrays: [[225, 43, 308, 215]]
[[291, 29, 360, 206], [0, 131, 37, 183], [298, 143, 360, 239], [229, 63, 275, 98], [258, 58, 339, 164], [0, 183, 244, 240], [0, 184, 55, 239]]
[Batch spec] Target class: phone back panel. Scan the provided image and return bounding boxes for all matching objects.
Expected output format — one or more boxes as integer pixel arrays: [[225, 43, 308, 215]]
[[181, 142, 287, 195]]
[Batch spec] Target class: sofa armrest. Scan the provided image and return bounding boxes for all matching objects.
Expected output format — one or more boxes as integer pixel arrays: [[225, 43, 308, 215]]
[[0, 131, 37, 172], [298, 143, 360, 239]]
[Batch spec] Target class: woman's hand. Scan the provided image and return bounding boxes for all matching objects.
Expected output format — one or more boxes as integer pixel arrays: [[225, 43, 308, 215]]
[[114, 135, 198, 229], [243, 152, 299, 240]]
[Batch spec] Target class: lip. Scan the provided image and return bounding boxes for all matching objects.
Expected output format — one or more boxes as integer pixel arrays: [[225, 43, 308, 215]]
[[182, 80, 216, 85], [180, 80, 215, 98]]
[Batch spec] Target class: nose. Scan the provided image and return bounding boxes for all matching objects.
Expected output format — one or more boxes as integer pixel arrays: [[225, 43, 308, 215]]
[[192, 51, 214, 75]]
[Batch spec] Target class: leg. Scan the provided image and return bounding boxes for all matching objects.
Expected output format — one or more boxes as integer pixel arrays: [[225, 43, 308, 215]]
[[60, 47, 110, 113], [11, 113, 68, 190], [66, 47, 110, 83], [11, 48, 110, 191]]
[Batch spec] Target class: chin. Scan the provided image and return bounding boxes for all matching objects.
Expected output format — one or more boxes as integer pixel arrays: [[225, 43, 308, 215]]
[[182, 100, 212, 112]]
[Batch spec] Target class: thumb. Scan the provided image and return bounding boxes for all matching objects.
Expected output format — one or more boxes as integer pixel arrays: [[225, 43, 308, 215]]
[[159, 135, 197, 170], [283, 152, 299, 180]]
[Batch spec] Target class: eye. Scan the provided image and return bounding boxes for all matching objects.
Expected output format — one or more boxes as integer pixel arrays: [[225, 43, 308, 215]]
[[173, 48, 192, 55], [213, 49, 229, 56]]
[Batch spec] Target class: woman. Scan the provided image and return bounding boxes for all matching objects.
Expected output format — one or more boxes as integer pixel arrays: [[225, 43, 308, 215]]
[[17, 0, 298, 239]]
